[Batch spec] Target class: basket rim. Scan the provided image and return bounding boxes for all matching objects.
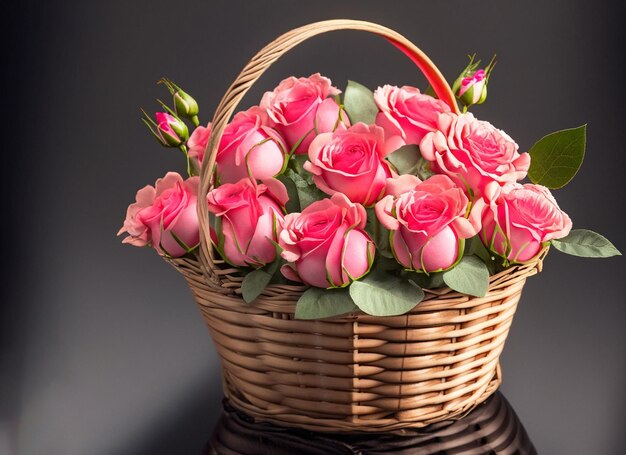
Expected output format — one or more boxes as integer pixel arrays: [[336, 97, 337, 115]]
[[167, 246, 547, 318]]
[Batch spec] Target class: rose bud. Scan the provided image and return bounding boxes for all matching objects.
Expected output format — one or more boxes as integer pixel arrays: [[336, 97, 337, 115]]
[[118, 172, 200, 257], [481, 182, 572, 263], [420, 112, 530, 197], [375, 174, 484, 272], [160, 77, 200, 126], [279, 193, 375, 288], [452, 54, 496, 110], [207, 178, 288, 268], [304, 123, 395, 207], [260, 73, 349, 154], [215, 107, 288, 184], [143, 111, 189, 147], [374, 84, 451, 149]]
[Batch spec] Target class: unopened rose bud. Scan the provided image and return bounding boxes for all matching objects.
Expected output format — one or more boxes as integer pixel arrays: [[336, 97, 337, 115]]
[[459, 69, 487, 104], [143, 109, 189, 147], [161, 78, 200, 126], [155, 112, 188, 146], [452, 55, 496, 110]]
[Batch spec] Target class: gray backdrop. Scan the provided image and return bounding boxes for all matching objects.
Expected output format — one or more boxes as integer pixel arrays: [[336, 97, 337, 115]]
[[2, 0, 625, 454]]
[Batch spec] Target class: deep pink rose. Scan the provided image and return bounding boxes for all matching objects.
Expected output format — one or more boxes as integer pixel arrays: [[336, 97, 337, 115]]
[[118, 172, 200, 257], [480, 181, 572, 263], [207, 178, 287, 267], [375, 174, 484, 272], [374, 85, 451, 149], [304, 123, 395, 206], [187, 123, 212, 165], [260, 73, 348, 154], [420, 112, 530, 197], [279, 193, 375, 288]]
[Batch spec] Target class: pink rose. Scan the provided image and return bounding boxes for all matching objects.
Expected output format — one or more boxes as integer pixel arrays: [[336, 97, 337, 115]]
[[118, 172, 200, 257], [480, 181, 572, 262], [260, 73, 347, 154], [279, 193, 375, 288], [187, 123, 212, 165], [304, 123, 395, 207], [375, 174, 484, 272], [189, 108, 287, 183], [420, 112, 530, 197], [374, 85, 451, 148], [207, 178, 287, 267], [215, 106, 288, 183]]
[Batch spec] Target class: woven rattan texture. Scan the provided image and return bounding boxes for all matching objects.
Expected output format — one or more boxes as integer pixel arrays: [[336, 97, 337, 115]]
[[171, 252, 544, 432], [169, 20, 546, 433]]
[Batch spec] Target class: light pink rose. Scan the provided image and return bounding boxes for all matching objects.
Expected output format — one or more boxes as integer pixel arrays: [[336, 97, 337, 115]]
[[118, 172, 200, 257], [374, 85, 451, 148], [420, 112, 530, 197], [207, 178, 287, 267], [480, 181, 572, 263], [214, 106, 288, 183], [279, 193, 375, 288], [375, 174, 484, 272], [304, 123, 395, 207], [187, 123, 212, 165], [260, 73, 348, 154]]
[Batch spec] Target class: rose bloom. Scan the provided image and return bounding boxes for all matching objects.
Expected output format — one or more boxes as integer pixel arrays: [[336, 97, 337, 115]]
[[260, 73, 348, 154], [207, 178, 288, 268], [420, 112, 530, 197], [375, 174, 484, 272], [374, 84, 451, 149], [118, 172, 199, 257], [480, 181, 572, 263], [188, 107, 287, 183], [279, 193, 375, 288], [304, 123, 395, 207]]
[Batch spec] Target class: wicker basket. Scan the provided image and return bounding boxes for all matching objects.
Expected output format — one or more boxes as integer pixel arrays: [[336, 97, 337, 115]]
[[169, 19, 546, 433]]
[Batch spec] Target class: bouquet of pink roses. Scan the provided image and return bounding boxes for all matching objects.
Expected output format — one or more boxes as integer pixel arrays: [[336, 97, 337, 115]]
[[119, 58, 619, 319]]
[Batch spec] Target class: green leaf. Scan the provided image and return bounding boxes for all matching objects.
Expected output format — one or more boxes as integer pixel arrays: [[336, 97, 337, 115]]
[[349, 272, 424, 316], [276, 174, 301, 212], [295, 287, 358, 319], [241, 269, 272, 303], [528, 125, 586, 189], [386, 145, 421, 175], [443, 255, 489, 297], [241, 259, 280, 303], [466, 236, 497, 274], [415, 156, 435, 180], [408, 271, 445, 289], [364, 208, 392, 258], [286, 168, 326, 210], [343, 80, 378, 125], [552, 229, 621, 258]]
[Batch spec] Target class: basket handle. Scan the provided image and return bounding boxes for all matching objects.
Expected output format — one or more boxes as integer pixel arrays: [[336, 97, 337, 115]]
[[197, 19, 460, 272]]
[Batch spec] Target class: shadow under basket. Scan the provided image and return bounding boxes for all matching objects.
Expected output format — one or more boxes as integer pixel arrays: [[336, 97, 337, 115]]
[[170, 19, 547, 434], [170, 250, 544, 433]]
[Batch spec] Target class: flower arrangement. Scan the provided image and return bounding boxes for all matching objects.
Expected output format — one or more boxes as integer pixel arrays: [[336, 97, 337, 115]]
[[119, 57, 620, 320]]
